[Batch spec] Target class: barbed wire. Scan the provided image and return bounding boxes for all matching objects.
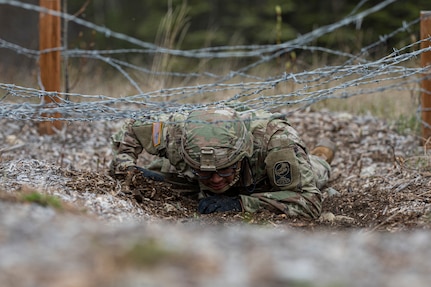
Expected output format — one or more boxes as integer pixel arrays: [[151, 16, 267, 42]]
[[0, 0, 428, 124]]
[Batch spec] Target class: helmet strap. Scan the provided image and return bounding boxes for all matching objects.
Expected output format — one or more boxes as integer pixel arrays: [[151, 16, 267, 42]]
[[240, 157, 257, 193]]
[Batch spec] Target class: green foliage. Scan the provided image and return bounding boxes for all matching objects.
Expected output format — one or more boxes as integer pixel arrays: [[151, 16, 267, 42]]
[[394, 114, 420, 135], [65, 0, 427, 60], [21, 192, 63, 210], [403, 156, 431, 172], [122, 239, 178, 267]]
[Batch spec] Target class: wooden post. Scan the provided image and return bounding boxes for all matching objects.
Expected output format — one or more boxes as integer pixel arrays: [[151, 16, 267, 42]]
[[38, 0, 63, 135], [421, 11, 431, 146]]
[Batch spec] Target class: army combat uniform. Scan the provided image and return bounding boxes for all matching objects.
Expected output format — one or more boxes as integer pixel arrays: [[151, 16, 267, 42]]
[[110, 107, 332, 218]]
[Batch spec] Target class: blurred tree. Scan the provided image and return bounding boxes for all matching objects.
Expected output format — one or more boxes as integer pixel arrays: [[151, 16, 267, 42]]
[[0, 0, 429, 69], [0, 0, 38, 70], [67, 0, 296, 49], [64, 0, 426, 52]]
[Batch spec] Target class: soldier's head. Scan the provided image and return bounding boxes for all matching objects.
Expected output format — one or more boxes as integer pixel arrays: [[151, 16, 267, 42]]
[[181, 106, 253, 193]]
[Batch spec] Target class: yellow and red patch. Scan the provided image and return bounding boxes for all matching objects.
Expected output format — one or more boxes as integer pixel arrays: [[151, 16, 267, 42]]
[[152, 122, 163, 146]]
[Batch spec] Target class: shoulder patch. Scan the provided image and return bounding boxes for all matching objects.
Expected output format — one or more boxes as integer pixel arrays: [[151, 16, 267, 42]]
[[152, 122, 163, 146], [273, 161, 292, 186], [265, 147, 301, 191]]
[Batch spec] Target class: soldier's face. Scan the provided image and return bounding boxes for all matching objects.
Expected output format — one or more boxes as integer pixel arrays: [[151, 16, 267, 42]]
[[196, 163, 240, 192], [199, 170, 237, 192]]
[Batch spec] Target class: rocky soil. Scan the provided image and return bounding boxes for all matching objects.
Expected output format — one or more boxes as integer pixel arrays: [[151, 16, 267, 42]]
[[1, 110, 431, 287]]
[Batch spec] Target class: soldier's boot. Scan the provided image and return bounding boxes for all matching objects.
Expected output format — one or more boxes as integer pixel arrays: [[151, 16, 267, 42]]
[[310, 138, 337, 164]]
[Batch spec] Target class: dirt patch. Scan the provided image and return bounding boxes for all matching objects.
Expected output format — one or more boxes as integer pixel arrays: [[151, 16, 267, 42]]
[[2, 110, 431, 287], [59, 166, 431, 231], [2, 110, 429, 231]]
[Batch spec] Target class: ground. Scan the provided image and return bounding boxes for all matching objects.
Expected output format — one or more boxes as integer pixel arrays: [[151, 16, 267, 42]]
[[1, 109, 431, 286]]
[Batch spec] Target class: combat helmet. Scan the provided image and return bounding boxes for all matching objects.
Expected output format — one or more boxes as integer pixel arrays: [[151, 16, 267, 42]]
[[181, 107, 253, 173]]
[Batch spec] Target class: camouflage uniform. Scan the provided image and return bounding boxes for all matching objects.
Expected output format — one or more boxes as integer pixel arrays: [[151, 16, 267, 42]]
[[110, 106, 331, 218]]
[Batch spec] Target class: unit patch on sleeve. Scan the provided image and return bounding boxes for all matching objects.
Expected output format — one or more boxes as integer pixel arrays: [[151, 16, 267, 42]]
[[273, 161, 292, 186], [152, 122, 163, 146], [264, 146, 301, 191]]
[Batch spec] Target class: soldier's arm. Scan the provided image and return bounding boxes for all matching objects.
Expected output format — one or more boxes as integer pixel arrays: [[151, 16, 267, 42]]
[[241, 128, 323, 218], [109, 119, 146, 176], [110, 114, 187, 178]]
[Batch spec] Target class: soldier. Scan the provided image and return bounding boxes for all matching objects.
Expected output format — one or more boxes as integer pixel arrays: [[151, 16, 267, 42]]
[[109, 106, 336, 218]]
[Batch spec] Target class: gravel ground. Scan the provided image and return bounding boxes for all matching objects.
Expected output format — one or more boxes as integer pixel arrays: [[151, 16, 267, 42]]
[[1, 110, 431, 287]]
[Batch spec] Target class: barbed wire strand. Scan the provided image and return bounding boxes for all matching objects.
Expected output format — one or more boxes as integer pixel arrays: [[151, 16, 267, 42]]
[[0, 0, 428, 127]]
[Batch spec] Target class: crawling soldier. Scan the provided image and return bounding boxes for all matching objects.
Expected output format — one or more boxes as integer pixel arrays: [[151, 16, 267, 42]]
[[109, 106, 336, 218]]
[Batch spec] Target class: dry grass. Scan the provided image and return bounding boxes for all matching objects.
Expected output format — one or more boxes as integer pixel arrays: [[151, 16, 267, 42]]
[[0, 49, 422, 136]]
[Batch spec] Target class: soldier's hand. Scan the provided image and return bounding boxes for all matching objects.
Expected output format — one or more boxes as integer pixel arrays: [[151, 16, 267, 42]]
[[198, 195, 242, 214], [124, 166, 143, 202], [124, 166, 139, 187]]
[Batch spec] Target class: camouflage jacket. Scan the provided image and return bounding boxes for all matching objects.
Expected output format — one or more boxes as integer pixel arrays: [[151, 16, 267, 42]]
[[110, 109, 331, 218]]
